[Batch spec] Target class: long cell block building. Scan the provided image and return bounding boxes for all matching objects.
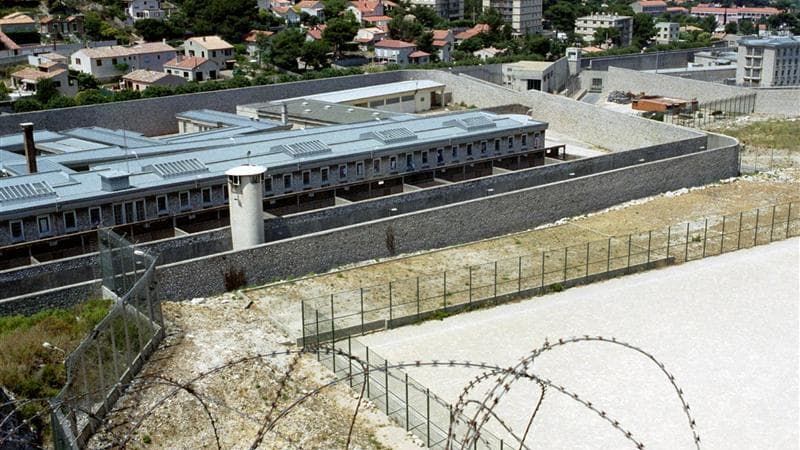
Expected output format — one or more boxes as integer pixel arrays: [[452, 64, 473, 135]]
[[0, 111, 548, 262]]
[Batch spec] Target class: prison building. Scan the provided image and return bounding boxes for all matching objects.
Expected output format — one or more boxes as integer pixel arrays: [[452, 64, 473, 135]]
[[281, 79, 448, 113], [236, 98, 408, 128], [0, 111, 549, 261], [174, 109, 291, 134]]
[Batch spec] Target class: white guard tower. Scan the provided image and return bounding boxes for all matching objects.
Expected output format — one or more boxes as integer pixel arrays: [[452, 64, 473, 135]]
[[226, 165, 267, 250]]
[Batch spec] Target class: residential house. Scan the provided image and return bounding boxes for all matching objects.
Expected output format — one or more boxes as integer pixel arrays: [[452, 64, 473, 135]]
[[0, 32, 20, 58], [689, 6, 780, 26], [306, 25, 326, 41], [408, 50, 430, 64], [0, 13, 36, 34], [183, 36, 234, 70], [347, 0, 384, 22], [631, 0, 667, 16], [163, 55, 219, 81], [355, 27, 386, 50], [473, 46, 505, 60], [297, 0, 326, 20], [574, 14, 633, 47], [122, 69, 186, 91], [29, 52, 68, 65], [655, 22, 679, 44], [454, 24, 489, 43], [10, 61, 77, 97], [374, 39, 416, 64], [432, 29, 453, 62], [39, 15, 84, 36], [666, 7, 688, 15], [243, 30, 274, 57], [124, 0, 167, 21], [70, 42, 177, 81], [362, 15, 391, 27], [273, 6, 301, 25]]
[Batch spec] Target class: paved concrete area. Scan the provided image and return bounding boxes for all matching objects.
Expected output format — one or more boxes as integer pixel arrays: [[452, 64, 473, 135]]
[[360, 238, 800, 450]]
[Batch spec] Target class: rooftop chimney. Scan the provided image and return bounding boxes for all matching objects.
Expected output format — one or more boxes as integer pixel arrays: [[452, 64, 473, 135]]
[[20, 122, 37, 174], [281, 103, 288, 125]]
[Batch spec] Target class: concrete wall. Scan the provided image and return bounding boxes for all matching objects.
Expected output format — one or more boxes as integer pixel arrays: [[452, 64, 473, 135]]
[[155, 139, 739, 301], [580, 46, 733, 72], [753, 88, 800, 116], [604, 67, 754, 103], [0, 279, 100, 316]]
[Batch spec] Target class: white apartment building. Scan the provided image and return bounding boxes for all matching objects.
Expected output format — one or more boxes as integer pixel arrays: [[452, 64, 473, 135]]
[[655, 22, 679, 45], [574, 14, 633, 47], [482, 0, 542, 35], [124, 0, 167, 21], [408, 0, 463, 20], [70, 42, 177, 81], [736, 36, 800, 87]]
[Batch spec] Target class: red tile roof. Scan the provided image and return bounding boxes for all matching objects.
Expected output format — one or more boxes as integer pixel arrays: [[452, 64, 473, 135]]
[[455, 24, 489, 40], [164, 56, 210, 69], [375, 39, 415, 48], [243, 30, 274, 43], [409, 50, 430, 58], [0, 31, 19, 50], [306, 25, 326, 40], [363, 15, 391, 22], [432, 30, 451, 40], [11, 67, 65, 81], [637, 0, 666, 6], [433, 39, 448, 47]]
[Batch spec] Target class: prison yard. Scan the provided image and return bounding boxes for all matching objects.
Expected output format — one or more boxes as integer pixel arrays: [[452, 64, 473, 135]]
[[81, 167, 799, 449]]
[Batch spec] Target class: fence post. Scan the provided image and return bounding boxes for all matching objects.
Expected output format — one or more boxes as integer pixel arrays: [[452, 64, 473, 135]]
[[389, 282, 393, 324], [301, 301, 306, 347], [770, 205, 776, 242], [360, 287, 364, 335], [737, 211, 743, 249], [787, 203, 793, 238], [426, 388, 431, 447], [315, 310, 320, 360], [701, 218, 708, 258], [443, 271, 447, 309], [684, 222, 690, 261], [348, 335, 353, 388], [720, 215, 726, 254], [754, 208, 760, 246], [366, 347, 371, 399], [384, 360, 389, 415], [416, 276, 421, 319], [518, 256, 523, 292], [468, 266, 473, 305], [563, 247, 568, 282], [540, 251, 546, 288], [666, 226, 671, 260], [627, 234, 632, 268], [606, 237, 611, 272], [406, 373, 409, 431], [330, 294, 335, 345], [646, 230, 652, 264], [585, 242, 590, 277], [493, 260, 498, 301]]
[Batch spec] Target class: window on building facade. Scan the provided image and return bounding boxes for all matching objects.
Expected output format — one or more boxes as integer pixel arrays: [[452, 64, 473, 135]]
[[508, 136, 514, 149], [422, 151, 429, 164], [9, 220, 23, 241], [157, 195, 168, 214], [179, 191, 190, 209], [466, 143, 473, 156], [202, 187, 212, 204], [37, 215, 51, 235], [89, 207, 102, 226], [284, 174, 292, 189], [339, 164, 347, 179], [437, 148, 444, 164], [481, 141, 487, 154], [134, 200, 145, 221], [63, 210, 77, 231], [373, 159, 381, 173], [390, 156, 397, 170], [451, 146, 457, 159], [521, 133, 527, 146], [321, 167, 329, 183], [356, 162, 364, 176]]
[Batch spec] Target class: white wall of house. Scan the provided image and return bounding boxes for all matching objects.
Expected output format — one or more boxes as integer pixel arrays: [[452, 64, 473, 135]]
[[375, 46, 414, 64], [164, 60, 219, 81], [184, 39, 233, 69], [71, 49, 176, 80]]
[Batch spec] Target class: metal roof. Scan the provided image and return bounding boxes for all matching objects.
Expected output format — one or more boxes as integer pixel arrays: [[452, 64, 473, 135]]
[[240, 98, 406, 124], [286, 80, 445, 104], [0, 110, 547, 216], [175, 109, 286, 130], [738, 36, 800, 48], [0, 181, 55, 204]]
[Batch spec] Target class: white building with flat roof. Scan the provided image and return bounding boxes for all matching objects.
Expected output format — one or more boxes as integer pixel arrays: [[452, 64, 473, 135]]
[[70, 42, 177, 81], [655, 22, 679, 45], [575, 14, 633, 47], [482, 0, 542, 35], [285, 80, 447, 113], [736, 36, 800, 87], [408, 0, 463, 20]]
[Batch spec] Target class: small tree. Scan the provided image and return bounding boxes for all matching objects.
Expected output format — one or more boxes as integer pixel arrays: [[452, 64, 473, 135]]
[[322, 12, 359, 58], [593, 27, 621, 47], [46, 96, 77, 109], [14, 98, 44, 113], [302, 39, 331, 69], [34, 78, 60, 105]]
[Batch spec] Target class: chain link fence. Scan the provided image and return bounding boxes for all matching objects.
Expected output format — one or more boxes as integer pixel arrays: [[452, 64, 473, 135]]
[[739, 144, 800, 173], [50, 229, 163, 449], [663, 93, 757, 128]]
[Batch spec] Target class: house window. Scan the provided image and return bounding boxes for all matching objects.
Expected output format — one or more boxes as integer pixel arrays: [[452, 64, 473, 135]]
[[321, 167, 329, 183], [63, 210, 77, 231], [508, 136, 513, 149], [436, 148, 444, 164], [390, 156, 397, 170], [75, 57, 81, 65], [37, 215, 51, 236], [202, 187, 212, 205], [157, 195, 168, 214], [466, 143, 473, 156], [96, 59, 102, 66], [421, 151, 429, 164], [338, 164, 347, 179], [179, 191, 191, 209], [112, 58, 117, 64], [373, 158, 381, 174], [89, 207, 102, 226], [356, 162, 364, 176], [9, 220, 24, 241], [284, 174, 292, 189], [302, 171, 311, 185]]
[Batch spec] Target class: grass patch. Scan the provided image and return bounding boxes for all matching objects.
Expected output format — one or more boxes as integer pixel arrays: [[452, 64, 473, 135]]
[[0, 299, 111, 445], [711, 120, 800, 152]]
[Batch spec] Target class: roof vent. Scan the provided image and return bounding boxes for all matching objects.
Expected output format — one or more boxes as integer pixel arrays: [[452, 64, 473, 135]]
[[273, 140, 332, 158], [362, 127, 417, 143], [445, 114, 496, 131], [100, 171, 131, 191], [147, 158, 208, 178], [0, 181, 56, 203]]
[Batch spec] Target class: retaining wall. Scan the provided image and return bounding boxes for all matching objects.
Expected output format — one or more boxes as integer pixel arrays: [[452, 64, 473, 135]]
[[580, 46, 732, 71]]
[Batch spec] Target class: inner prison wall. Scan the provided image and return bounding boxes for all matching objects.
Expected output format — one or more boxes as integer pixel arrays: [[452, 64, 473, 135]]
[[0, 131, 706, 300], [155, 138, 739, 301]]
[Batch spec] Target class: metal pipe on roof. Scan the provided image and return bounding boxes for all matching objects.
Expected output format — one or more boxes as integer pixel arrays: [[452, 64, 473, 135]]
[[20, 122, 37, 174]]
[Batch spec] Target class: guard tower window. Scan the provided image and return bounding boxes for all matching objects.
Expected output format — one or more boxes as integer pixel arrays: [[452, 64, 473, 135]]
[[229, 175, 241, 186]]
